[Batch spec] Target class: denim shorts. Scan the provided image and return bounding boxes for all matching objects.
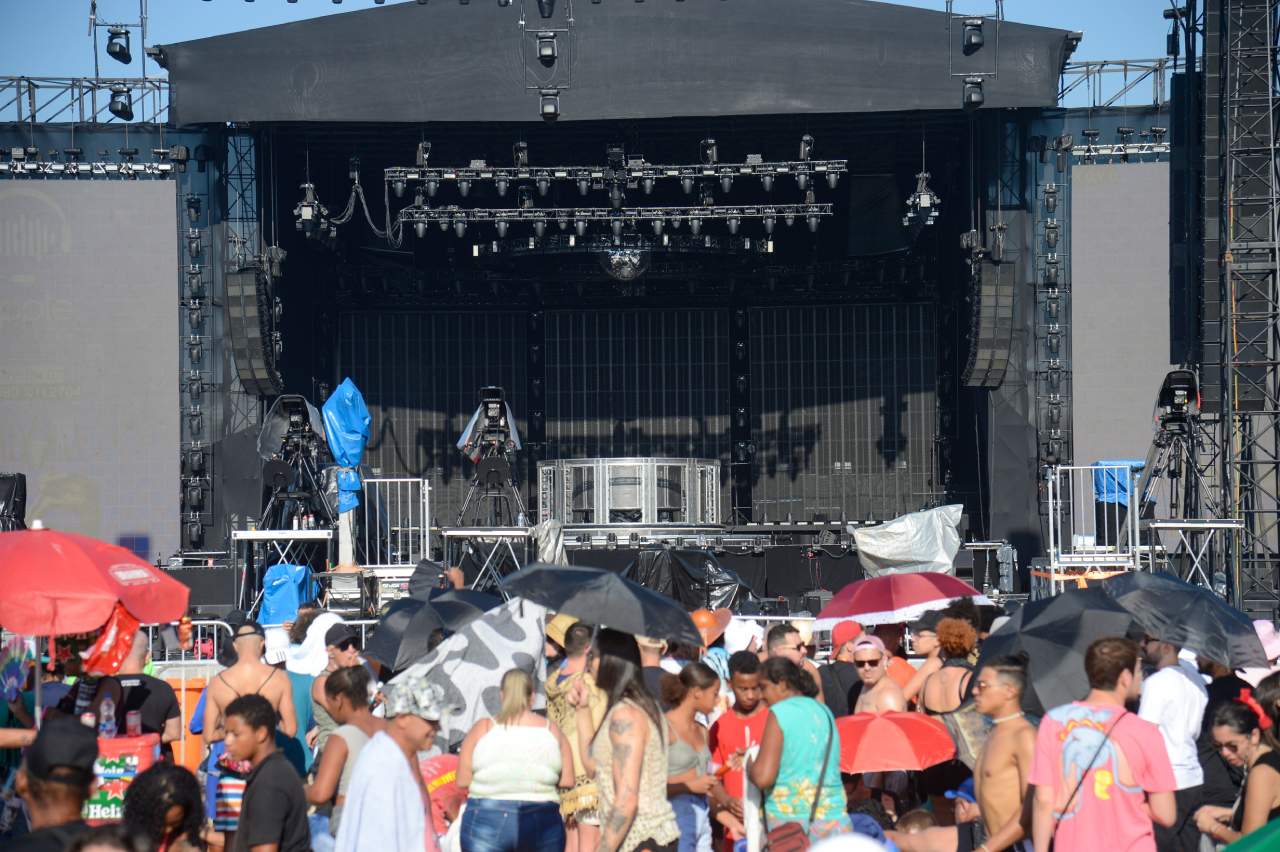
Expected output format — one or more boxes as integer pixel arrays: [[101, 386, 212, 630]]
[[460, 798, 565, 852]]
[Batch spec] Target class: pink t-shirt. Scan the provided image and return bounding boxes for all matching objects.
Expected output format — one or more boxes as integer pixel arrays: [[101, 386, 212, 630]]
[[1028, 702, 1177, 852]]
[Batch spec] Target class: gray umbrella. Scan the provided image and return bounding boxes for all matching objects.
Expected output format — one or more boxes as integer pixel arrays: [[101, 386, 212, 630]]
[[501, 563, 701, 646]]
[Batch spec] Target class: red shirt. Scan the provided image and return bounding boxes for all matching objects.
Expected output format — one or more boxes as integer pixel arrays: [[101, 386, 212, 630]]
[[419, 753, 466, 836], [709, 704, 768, 801]]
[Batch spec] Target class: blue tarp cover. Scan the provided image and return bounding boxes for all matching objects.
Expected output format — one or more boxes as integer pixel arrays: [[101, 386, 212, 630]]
[[1093, 459, 1146, 506], [322, 377, 371, 513], [260, 562, 314, 625]]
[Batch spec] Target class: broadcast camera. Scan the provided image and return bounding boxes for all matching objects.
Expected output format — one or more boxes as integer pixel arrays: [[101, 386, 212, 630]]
[[1155, 369, 1199, 433], [458, 386, 523, 463]]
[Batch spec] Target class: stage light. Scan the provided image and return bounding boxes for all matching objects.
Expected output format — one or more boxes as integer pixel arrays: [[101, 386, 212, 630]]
[[904, 170, 940, 226], [761, 174, 774, 192], [415, 221, 427, 238], [537, 0, 556, 17], [681, 176, 694, 194], [1044, 185, 1058, 213], [558, 217, 569, 231], [416, 141, 432, 166], [826, 171, 839, 189], [458, 179, 471, 197], [963, 76, 984, 109], [536, 173, 551, 195], [612, 218, 624, 237], [797, 171, 809, 191], [438, 218, 450, 232], [763, 211, 776, 234], [609, 184, 624, 210], [962, 18, 984, 54], [642, 176, 655, 195], [701, 138, 718, 165], [799, 134, 813, 161], [720, 174, 733, 193], [540, 88, 560, 121], [392, 177, 407, 197], [496, 219, 509, 237], [425, 178, 440, 197], [454, 217, 467, 238], [690, 218, 702, 236], [537, 32, 557, 67], [185, 194, 202, 225], [575, 218, 587, 237], [1044, 258, 1059, 286], [187, 229, 202, 259], [652, 219, 664, 236], [534, 218, 547, 237], [106, 27, 132, 65], [496, 177, 509, 196], [577, 176, 590, 195], [1045, 221, 1059, 248], [727, 217, 740, 235], [108, 85, 134, 121], [807, 214, 820, 232]]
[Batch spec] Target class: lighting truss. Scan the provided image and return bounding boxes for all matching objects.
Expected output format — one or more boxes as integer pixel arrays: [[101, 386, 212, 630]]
[[397, 202, 834, 232], [1069, 142, 1171, 160], [0, 159, 177, 177], [385, 158, 848, 195]]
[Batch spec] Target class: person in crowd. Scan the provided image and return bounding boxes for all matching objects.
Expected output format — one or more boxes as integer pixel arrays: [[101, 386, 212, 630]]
[[1195, 655, 1251, 816], [819, 621, 863, 717], [1029, 637, 1176, 852], [457, 667, 574, 852], [872, 623, 919, 690], [1137, 635, 1208, 851], [1193, 695, 1280, 844], [1256, 670, 1280, 730], [13, 660, 71, 724], [546, 613, 578, 667], [66, 824, 149, 852], [311, 621, 362, 756], [637, 635, 670, 704], [887, 778, 985, 852], [222, 694, 310, 852], [546, 621, 607, 852], [263, 627, 314, 776], [749, 657, 852, 842], [9, 717, 96, 852], [852, 636, 907, 714], [902, 612, 943, 706], [692, 609, 733, 687], [895, 810, 938, 834], [919, 618, 977, 716], [305, 665, 385, 846], [1240, 620, 1280, 687], [121, 762, 205, 852], [570, 627, 680, 852], [94, 631, 183, 759], [709, 650, 766, 852], [203, 621, 297, 849], [336, 673, 447, 852], [662, 663, 722, 852], [971, 654, 1035, 852], [765, 623, 825, 703]]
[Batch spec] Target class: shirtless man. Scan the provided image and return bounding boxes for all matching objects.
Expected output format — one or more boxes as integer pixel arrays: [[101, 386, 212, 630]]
[[852, 636, 907, 714], [972, 655, 1036, 852], [203, 620, 297, 749]]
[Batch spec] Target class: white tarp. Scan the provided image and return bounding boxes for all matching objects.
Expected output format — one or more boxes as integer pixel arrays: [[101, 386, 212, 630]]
[[850, 504, 963, 577]]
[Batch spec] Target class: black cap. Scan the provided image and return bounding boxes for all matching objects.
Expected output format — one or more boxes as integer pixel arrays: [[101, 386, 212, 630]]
[[909, 610, 942, 634], [26, 717, 98, 784], [325, 622, 357, 648], [231, 620, 265, 640]]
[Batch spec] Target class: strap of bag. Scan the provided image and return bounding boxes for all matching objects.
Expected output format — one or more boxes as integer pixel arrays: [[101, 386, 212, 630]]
[[1054, 710, 1127, 831], [805, 715, 836, 830]]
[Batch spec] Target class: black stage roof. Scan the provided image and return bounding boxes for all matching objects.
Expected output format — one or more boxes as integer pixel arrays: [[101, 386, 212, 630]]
[[163, 0, 1074, 125]]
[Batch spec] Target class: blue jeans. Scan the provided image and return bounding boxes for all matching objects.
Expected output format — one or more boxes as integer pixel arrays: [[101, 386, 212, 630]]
[[460, 798, 564, 852], [670, 793, 711, 852]]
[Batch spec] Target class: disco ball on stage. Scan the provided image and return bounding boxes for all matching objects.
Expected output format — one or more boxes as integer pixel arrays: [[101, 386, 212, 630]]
[[598, 248, 651, 281]]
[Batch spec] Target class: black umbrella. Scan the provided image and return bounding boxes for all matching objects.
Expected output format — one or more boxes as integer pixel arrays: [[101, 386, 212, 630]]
[[363, 597, 445, 674], [407, 559, 449, 601], [426, 588, 503, 632], [975, 587, 1138, 716], [501, 563, 702, 647], [1101, 570, 1267, 669]]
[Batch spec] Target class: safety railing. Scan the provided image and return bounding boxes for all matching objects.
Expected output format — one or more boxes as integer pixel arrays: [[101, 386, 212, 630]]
[[1043, 463, 1141, 594], [359, 477, 431, 570]]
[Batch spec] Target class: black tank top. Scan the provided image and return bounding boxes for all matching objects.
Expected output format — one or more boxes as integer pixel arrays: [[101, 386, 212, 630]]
[[921, 658, 973, 716], [1230, 749, 1280, 831]]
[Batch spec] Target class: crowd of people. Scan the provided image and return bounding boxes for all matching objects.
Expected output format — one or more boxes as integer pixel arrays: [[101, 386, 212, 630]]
[[5, 598, 1280, 852]]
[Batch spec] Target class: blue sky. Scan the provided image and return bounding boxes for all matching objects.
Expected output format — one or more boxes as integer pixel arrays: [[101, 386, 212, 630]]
[[4, 1, 1174, 84]]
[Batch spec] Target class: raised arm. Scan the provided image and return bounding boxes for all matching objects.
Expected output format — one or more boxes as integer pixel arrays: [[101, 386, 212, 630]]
[[598, 704, 648, 852]]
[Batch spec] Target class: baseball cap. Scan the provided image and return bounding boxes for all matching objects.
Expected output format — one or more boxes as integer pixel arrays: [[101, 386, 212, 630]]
[[909, 611, 942, 634], [383, 673, 447, 722], [25, 717, 98, 785], [831, 621, 863, 649], [325, 622, 358, 649], [851, 635, 887, 655], [945, 778, 977, 804]]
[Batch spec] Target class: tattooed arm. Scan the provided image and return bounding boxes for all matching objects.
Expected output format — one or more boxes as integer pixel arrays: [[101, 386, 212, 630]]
[[598, 704, 648, 852]]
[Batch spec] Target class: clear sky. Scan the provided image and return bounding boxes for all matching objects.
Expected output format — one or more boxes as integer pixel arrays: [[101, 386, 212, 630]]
[[3, 0, 1175, 88]]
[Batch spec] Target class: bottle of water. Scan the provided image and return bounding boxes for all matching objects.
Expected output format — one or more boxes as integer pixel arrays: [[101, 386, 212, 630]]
[[98, 695, 117, 739]]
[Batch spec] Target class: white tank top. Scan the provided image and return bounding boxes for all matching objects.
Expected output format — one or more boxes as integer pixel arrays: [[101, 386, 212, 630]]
[[469, 720, 562, 803]]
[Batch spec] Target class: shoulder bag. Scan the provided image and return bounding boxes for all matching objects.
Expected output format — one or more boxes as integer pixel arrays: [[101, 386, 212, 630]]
[[765, 713, 835, 852]]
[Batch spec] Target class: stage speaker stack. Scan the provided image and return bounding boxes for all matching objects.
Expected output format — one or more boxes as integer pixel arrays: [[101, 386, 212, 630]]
[[225, 265, 283, 397], [0, 472, 27, 532], [963, 258, 1015, 388]]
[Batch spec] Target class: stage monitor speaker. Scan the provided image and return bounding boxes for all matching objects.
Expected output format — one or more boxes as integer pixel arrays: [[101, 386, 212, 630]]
[[225, 265, 283, 397], [963, 259, 1015, 388], [0, 472, 27, 531], [166, 567, 239, 614]]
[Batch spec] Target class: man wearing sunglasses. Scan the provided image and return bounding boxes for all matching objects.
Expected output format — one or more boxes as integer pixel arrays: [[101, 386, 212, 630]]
[[764, 624, 824, 705], [851, 636, 906, 715]]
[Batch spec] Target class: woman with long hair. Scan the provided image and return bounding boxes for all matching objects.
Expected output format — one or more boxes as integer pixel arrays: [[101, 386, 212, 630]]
[[457, 668, 574, 852], [121, 762, 205, 852], [661, 663, 721, 852], [748, 657, 851, 843], [570, 628, 680, 852], [1194, 694, 1280, 844], [304, 665, 385, 846]]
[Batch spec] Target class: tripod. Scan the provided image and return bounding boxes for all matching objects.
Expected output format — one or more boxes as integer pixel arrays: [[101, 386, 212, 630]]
[[456, 444, 527, 527]]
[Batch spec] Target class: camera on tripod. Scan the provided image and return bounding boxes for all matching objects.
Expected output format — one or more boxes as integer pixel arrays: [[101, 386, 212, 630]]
[[459, 386, 522, 463], [1156, 369, 1199, 433]]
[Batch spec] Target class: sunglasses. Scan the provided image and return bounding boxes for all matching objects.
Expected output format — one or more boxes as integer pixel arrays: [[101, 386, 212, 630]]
[[334, 639, 359, 652], [854, 658, 883, 668]]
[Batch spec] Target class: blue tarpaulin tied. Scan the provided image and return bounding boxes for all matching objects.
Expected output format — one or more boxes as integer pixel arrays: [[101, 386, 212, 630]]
[[1092, 459, 1146, 506], [322, 377, 371, 513]]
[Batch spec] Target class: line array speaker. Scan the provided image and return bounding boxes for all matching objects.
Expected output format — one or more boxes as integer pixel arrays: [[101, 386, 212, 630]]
[[225, 265, 283, 397], [963, 258, 1015, 388]]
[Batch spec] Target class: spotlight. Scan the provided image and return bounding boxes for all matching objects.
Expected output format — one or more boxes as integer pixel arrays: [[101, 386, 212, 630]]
[[540, 88, 560, 121], [425, 178, 440, 197], [536, 0, 556, 17], [727, 217, 740, 235], [415, 220, 427, 238], [700, 138, 718, 165], [963, 76, 984, 109], [574, 218, 587, 237], [108, 85, 134, 121], [496, 219, 509, 237], [826, 171, 839, 189], [807, 214, 820, 233], [537, 32, 557, 67], [185, 194, 202, 225], [761, 174, 774, 192], [652, 219, 664, 236], [496, 177, 509, 196], [1044, 258, 1059, 286], [762, 211, 776, 234], [513, 141, 529, 167], [416, 141, 432, 166], [642, 176, 655, 195], [458, 179, 471, 197], [612, 218, 624, 237], [1044, 186, 1058, 213], [187, 229, 202, 259], [106, 27, 132, 65], [454, 217, 467, 238], [609, 184, 624, 211], [720, 174, 733, 193], [577, 176, 590, 195], [799, 134, 813, 161], [1045, 221, 1059, 249], [681, 175, 694, 194], [797, 172, 809, 191], [690, 218, 702, 236], [903, 170, 940, 226], [962, 18, 984, 54], [534, 218, 547, 237], [784, 213, 796, 227], [392, 177, 407, 197], [536, 173, 551, 196]]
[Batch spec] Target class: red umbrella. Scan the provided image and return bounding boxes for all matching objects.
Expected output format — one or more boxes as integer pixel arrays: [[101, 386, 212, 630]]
[[0, 526, 190, 635], [814, 572, 987, 627], [836, 711, 956, 773]]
